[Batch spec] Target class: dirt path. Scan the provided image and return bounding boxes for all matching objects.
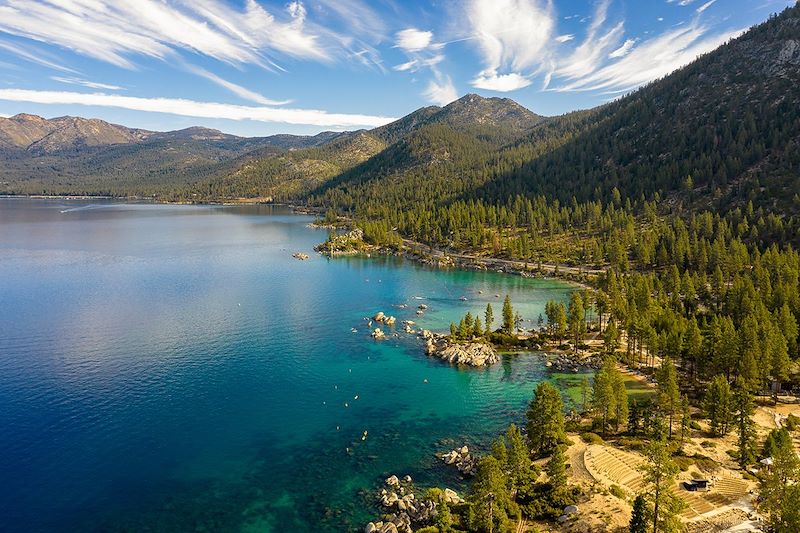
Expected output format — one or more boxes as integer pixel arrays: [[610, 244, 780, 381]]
[[566, 436, 596, 483]]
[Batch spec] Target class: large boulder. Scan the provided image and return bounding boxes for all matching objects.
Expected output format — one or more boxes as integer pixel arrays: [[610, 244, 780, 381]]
[[431, 341, 499, 366]]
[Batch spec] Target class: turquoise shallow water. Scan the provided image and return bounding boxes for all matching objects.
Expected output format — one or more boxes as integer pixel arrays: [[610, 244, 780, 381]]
[[0, 199, 574, 532]]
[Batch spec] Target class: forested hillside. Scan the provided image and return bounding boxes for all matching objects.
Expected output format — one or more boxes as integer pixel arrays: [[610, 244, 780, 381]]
[[0, 114, 347, 196]]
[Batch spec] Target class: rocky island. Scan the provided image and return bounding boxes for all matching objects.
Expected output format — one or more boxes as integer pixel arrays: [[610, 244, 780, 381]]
[[314, 228, 372, 256], [421, 330, 499, 367]]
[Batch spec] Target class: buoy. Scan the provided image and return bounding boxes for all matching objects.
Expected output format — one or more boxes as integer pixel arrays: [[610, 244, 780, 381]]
[[344, 402, 349, 407], [423, 379, 429, 383], [354, 395, 359, 400]]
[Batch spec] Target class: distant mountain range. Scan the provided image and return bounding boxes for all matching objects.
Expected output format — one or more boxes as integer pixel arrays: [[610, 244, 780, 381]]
[[3, 4, 800, 219]]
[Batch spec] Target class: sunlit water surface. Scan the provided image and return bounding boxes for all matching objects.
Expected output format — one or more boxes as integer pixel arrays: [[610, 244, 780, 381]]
[[0, 199, 577, 532]]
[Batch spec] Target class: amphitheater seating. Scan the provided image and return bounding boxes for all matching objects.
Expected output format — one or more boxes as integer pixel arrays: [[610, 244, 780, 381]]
[[583, 445, 752, 522]]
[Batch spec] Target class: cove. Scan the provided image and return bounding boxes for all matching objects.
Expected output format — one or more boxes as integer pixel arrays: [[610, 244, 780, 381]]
[[0, 199, 577, 532]]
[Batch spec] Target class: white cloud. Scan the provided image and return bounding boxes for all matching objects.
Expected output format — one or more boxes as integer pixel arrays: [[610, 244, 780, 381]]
[[0, 89, 396, 128], [696, 0, 717, 13], [391, 27, 456, 105], [471, 72, 532, 91], [50, 76, 123, 91], [0, 0, 361, 71], [609, 38, 636, 58], [556, 0, 625, 80], [0, 37, 79, 73], [554, 24, 744, 92], [183, 65, 291, 106], [556, 34, 575, 43], [395, 29, 435, 52], [424, 73, 457, 106], [392, 54, 444, 72], [467, 0, 555, 91]]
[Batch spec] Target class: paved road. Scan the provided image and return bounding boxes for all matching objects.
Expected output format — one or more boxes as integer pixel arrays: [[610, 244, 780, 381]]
[[401, 239, 606, 277]]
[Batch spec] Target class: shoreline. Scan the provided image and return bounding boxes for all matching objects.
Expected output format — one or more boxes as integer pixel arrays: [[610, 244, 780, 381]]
[[3, 194, 603, 289]]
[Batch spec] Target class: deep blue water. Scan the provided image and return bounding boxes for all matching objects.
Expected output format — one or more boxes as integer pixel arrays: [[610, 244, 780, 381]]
[[0, 199, 574, 532]]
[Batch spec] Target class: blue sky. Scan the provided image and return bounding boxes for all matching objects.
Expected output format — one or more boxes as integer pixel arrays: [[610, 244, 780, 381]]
[[0, 0, 794, 136]]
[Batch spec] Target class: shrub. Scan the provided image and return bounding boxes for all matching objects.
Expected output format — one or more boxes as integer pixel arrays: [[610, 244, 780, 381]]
[[581, 432, 604, 444], [609, 484, 626, 499]]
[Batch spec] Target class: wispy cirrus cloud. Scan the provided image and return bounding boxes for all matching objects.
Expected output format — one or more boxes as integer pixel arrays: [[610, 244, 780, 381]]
[[0, 89, 395, 128], [50, 76, 123, 91], [0, 0, 328, 69], [424, 72, 458, 106], [609, 39, 636, 58], [0, 0, 389, 73], [392, 27, 455, 105], [554, 23, 744, 92], [466, 0, 556, 92], [182, 64, 292, 106], [555, 0, 624, 83], [696, 0, 717, 13], [0, 37, 79, 73]]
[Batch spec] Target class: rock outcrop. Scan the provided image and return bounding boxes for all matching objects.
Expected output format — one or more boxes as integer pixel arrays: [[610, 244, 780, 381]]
[[439, 446, 477, 476], [315, 228, 368, 256], [420, 331, 499, 366], [365, 475, 438, 533]]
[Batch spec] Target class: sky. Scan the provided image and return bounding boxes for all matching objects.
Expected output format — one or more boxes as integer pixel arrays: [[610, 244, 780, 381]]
[[0, 0, 794, 137]]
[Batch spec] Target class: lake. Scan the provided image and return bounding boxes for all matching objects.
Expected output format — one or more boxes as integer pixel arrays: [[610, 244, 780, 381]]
[[0, 199, 577, 532]]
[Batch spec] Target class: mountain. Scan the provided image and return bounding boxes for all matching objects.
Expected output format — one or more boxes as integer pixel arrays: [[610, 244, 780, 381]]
[[0, 113, 149, 154], [0, 114, 354, 195], [179, 93, 545, 202], [467, 4, 800, 214], [304, 4, 800, 219], [184, 131, 386, 200], [3, 4, 800, 220]]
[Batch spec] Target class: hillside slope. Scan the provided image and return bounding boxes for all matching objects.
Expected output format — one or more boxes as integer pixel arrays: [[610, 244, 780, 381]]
[[0, 115, 350, 195], [301, 4, 800, 221]]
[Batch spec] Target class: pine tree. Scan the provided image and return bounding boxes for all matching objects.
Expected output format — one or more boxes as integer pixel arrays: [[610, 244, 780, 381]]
[[733, 385, 757, 468], [469, 456, 512, 533], [527, 381, 566, 455], [704, 375, 733, 436], [641, 439, 684, 533], [473, 316, 484, 339], [629, 494, 650, 533], [593, 357, 618, 435], [614, 370, 629, 433], [505, 424, 530, 493], [568, 292, 586, 353], [759, 427, 800, 533], [657, 357, 680, 439], [604, 319, 620, 354], [485, 303, 494, 336], [502, 295, 514, 334], [679, 395, 691, 446], [546, 445, 567, 492]]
